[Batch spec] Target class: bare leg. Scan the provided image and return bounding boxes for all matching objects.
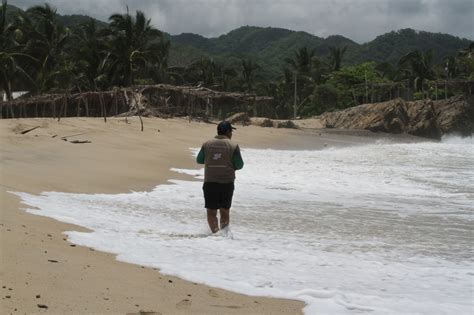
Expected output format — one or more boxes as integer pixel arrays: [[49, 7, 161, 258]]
[[219, 208, 230, 230], [207, 209, 219, 233]]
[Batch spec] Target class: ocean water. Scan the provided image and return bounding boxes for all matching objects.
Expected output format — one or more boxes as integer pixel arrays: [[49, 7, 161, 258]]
[[14, 136, 474, 314]]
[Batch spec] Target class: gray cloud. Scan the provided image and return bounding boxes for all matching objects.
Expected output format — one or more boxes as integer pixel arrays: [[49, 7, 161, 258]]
[[387, 0, 427, 15], [9, 0, 474, 43]]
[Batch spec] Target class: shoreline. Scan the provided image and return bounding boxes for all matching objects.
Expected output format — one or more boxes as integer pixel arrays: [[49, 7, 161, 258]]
[[0, 117, 423, 314]]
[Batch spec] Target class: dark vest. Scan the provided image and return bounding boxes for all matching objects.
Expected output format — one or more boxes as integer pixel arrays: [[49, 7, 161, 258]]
[[202, 135, 238, 183]]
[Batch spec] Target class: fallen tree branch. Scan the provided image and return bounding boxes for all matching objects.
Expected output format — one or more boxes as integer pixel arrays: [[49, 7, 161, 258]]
[[60, 133, 85, 140], [20, 126, 40, 134]]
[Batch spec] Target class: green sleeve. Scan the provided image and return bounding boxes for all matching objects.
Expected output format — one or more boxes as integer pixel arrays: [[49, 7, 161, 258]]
[[232, 146, 244, 170], [196, 147, 205, 164]]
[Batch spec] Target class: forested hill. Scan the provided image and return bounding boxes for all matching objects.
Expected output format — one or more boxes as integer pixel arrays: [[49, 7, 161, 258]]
[[169, 26, 471, 78], [7, 4, 471, 78]]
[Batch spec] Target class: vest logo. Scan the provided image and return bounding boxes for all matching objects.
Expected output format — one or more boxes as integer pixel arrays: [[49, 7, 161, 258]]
[[212, 153, 222, 160]]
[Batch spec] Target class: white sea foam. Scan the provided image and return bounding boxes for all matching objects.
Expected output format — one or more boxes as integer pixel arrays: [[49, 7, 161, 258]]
[[13, 136, 474, 314]]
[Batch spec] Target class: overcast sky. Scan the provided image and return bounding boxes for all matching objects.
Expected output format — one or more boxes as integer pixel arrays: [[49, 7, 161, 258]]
[[9, 0, 474, 43]]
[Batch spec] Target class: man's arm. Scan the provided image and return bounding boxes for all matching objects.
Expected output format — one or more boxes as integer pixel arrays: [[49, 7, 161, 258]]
[[232, 145, 244, 170], [196, 146, 205, 164]]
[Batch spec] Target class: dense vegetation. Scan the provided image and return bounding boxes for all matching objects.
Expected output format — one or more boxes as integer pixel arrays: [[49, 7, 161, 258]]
[[1, 1, 473, 118]]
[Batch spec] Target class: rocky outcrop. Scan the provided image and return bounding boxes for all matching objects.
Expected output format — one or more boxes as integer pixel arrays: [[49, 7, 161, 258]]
[[433, 95, 474, 136], [315, 96, 473, 139]]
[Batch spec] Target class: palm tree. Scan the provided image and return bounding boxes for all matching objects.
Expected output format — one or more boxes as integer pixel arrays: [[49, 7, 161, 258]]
[[444, 56, 457, 78], [0, 0, 34, 100], [72, 19, 110, 90], [328, 46, 347, 72], [285, 47, 316, 75], [285, 47, 319, 118], [146, 38, 175, 84], [108, 8, 162, 86], [399, 49, 434, 92], [241, 58, 259, 92], [185, 57, 220, 87], [12, 3, 71, 93], [375, 62, 397, 80]]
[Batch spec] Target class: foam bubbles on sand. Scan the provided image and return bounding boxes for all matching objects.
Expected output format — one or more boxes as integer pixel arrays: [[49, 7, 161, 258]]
[[13, 137, 474, 314]]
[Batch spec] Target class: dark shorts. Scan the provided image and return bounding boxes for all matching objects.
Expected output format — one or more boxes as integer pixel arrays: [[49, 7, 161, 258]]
[[203, 182, 235, 209]]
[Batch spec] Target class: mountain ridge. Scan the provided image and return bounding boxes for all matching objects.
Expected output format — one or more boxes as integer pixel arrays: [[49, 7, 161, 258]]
[[6, 4, 473, 79]]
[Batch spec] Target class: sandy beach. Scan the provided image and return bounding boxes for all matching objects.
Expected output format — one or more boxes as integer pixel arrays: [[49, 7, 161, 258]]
[[0, 117, 410, 314]]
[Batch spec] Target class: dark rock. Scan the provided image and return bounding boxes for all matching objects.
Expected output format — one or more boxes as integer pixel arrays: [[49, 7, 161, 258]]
[[276, 120, 298, 129], [260, 118, 274, 127], [37, 304, 48, 309]]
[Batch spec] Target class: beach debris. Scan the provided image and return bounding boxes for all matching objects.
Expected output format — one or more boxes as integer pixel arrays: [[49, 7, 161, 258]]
[[60, 133, 86, 140], [70, 140, 91, 144], [226, 112, 250, 125], [52, 134, 58, 138], [47, 259, 59, 263], [5, 295, 11, 298], [37, 304, 48, 309], [168, 280, 173, 283], [209, 304, 242, 309], [20, 125, 40, 134], [250, 117, 298, 129], [126, 310, 164, 315], [36, 294, 41, 298]]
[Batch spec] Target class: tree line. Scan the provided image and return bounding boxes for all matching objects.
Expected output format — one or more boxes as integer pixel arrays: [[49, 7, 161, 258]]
[[1, 1, 473, 118]]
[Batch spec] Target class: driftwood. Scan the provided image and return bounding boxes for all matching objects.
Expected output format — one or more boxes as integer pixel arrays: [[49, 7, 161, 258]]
[[20, 126, 40, 134], [70, 140, 91, 144], [61, 133, 86, 140]]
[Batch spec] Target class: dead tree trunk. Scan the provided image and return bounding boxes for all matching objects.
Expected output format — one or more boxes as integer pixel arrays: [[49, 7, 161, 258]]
[[99, 93, 107, 122]]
